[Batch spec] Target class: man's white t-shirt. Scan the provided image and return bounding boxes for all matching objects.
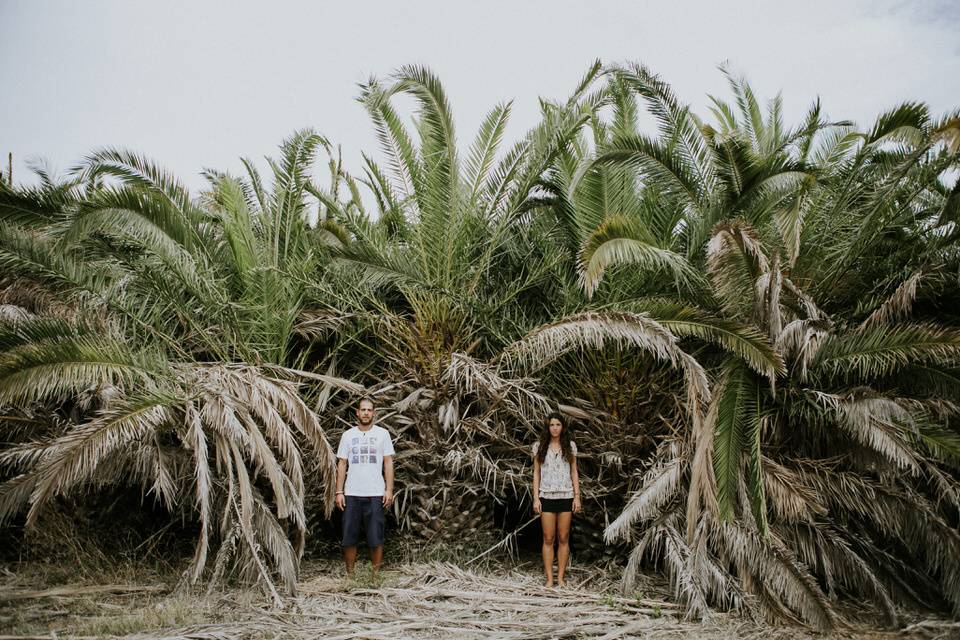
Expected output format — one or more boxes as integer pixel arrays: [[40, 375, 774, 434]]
[[336, 425, 395, 497]]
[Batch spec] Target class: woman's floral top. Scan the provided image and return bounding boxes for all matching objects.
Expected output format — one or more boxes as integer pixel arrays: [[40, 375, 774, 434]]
[[532, 441, 577, 499]]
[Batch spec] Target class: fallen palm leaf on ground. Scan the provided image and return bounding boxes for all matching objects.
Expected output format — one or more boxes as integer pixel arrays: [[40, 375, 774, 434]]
[[3, 562, 940, 639]]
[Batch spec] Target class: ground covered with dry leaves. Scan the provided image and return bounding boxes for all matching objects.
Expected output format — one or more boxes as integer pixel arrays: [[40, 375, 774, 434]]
[[1, 560, 957, 639]]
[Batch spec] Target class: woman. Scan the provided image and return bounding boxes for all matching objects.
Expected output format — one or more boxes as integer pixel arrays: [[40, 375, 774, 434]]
[[532, 412, 581, 588]]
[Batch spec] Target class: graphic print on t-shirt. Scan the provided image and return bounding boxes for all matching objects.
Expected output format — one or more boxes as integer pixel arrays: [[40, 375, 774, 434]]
[[350, 435, 380, 465]]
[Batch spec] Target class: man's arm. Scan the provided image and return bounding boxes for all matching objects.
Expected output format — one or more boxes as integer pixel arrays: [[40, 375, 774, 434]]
[[336, 458, 347, 510], [382, 455, 394, 508]]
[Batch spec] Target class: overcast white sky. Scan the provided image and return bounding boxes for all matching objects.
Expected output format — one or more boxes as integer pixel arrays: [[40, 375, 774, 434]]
[[2, 0, 959, 192]]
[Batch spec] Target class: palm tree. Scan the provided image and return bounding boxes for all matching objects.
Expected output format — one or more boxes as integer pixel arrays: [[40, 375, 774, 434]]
[[576, 65, 960, 627], [303, 64, 719, 549], [0, 135, 361, 600]]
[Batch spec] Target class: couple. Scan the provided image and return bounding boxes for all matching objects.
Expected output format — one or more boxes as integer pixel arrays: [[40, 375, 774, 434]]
[[335, 398, 582, 587]]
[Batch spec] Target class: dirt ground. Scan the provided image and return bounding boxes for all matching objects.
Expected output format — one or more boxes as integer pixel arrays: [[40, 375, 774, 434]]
[[1, 559, 957, 639]]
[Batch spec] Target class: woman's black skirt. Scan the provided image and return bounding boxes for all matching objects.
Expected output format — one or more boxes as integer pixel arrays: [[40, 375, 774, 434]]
[[540, 497, 573, 513]]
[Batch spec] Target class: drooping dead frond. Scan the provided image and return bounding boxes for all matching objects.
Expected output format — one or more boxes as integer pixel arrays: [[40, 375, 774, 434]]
[[787, 523, 898, 626], [715, 520, 836, 630], [808, 390, 921, 471], [754, 252, 782, 339], [442, 352, 551, 422], [262, 363, 366, 396], [0, 304, 31, 323], [23, 392, 177, 526], [776, 318, 831, 380], [686, 374, 719, 540], [859, 270, 924, 330], [605, 443, 684, 543], [781, 277, 821, 321], [760, 458, 826, 524], [292, 310, 367, 339], [184, 403, 211, 585], [500, 311, 680, 373], [707, 221, 769, 318], [629, 517, 713, 619], [443, 444, 528, 497]]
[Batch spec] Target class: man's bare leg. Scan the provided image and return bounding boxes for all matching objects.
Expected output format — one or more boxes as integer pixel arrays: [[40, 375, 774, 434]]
[[344, 546, 358, 575], [541, 512, 557, 587], [370, 545, 384, 572], [556, 512, 572, 587]]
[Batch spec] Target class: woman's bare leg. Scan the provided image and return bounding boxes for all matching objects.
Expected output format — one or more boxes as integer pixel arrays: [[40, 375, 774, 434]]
[[541, 512, 557, 587], [556, 511, 572, 586]]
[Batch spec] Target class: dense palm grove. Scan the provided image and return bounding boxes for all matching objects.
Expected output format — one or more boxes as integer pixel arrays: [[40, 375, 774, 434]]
[[2, 61, 960, 628]]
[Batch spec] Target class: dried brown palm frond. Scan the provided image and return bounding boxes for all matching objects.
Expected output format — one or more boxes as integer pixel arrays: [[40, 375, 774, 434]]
[[775, 318, 831, 379], [292, 309, 370, 339], [859, 270, 924, 330], [781, 523, 898, 625], [754, 251, 783, 339], [706, 221, 768, 319], [604, 440, 684, 544], [626, 511, 728, 620], [498, 312, 710, 435], [0, 304, 31, 323], [808, 390, 922, 471], [759, 458, 825, 524], [714, 518, 835, 630], [500, 311, 681, 373], [441, 352, 551, 423], [780, 276, 822, 322], [793, 459, 960, 614], [0, 355, 338, 598]]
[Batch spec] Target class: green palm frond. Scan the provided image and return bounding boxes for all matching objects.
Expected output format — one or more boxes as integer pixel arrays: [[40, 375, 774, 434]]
[[615, 63, 716, 193], [465, 102, 512, 199], [0, 221, 119, 302], [76, 148, 205, 230], [0, 182, 76, 227], [0, 319, 166, 405], [578, 214, 699, 298], [709, 362, 763, 522], [865, 102, 930, 146], [634, 301, 785, 384], [595, 133, 704, 215], [812, 324, 960, 382], [359, 77, 424, 201]]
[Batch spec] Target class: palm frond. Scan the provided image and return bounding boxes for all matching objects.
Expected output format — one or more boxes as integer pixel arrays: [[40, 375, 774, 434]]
[[578, 214, 699, 297]]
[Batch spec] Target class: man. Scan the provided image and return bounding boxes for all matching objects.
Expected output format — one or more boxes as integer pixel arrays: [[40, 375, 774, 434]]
[[335, 396, 395, 574]]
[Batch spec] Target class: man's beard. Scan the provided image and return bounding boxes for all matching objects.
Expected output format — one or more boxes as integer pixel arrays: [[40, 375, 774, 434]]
[[359, 416, 373, 426]]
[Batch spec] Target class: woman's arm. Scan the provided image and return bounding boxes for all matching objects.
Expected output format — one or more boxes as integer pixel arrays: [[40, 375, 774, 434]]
[[532, 457, 542, 514], [571, 455, 581, 514]]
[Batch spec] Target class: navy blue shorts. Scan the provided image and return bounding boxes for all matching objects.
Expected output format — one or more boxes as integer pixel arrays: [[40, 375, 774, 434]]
[[342, 496, 385, 547]]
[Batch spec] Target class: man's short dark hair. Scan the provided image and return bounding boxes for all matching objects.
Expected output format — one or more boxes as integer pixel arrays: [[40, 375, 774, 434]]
[[357, 396, 375, 409]]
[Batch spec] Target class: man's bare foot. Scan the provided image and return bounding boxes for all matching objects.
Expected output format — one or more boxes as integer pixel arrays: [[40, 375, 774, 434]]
[[545, 581, 554, 588], [557, 580, 565, 588]]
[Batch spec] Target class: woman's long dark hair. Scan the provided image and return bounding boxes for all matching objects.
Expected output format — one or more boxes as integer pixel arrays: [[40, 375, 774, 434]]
[[536, 412, 574, 464]]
